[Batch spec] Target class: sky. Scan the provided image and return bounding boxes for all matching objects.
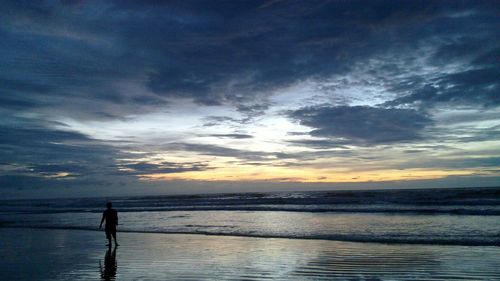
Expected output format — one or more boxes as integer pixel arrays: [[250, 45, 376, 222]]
[[1, 0, 499, 198]]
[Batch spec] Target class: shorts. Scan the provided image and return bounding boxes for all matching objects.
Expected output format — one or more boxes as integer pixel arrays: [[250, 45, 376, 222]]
[[105, 225, 116, 239]]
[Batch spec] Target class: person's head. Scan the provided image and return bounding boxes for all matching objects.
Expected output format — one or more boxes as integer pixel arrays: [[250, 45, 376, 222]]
[[106, 202, 112, 209]]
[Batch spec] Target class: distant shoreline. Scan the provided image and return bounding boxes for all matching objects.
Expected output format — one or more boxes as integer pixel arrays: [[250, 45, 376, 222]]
[[2, 185, 499, 202]]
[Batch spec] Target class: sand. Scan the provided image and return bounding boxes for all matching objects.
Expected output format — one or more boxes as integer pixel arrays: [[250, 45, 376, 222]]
[[1, 228, 499, 280]]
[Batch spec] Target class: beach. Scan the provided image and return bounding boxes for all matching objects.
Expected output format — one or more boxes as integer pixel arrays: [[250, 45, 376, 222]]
[[2, 1, 499, 280], [1, 227, 499, 281]]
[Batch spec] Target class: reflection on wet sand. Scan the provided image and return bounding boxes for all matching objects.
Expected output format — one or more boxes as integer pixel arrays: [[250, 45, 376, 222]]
[[292, 244, 442, 279], [99, 246, 117, 281], [2, 228, 499, 281], [106, 232, 500, 280]]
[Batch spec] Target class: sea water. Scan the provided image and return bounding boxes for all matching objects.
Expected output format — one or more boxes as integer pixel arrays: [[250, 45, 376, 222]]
[[1, 187, 500, 280], [1, 187, 499, 246]]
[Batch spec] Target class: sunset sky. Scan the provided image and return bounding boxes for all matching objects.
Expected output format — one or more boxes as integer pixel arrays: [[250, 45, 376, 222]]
[[1, 0, 499, 198]]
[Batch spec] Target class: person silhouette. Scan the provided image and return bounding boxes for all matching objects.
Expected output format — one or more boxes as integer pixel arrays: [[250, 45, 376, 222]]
[[99, 245, 117, 281], [99, 202, 119, 246]]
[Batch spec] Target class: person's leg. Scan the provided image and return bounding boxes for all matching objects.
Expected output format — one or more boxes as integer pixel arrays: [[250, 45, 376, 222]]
[[112, 230, 119, 246], [105, 228, 112, 246]]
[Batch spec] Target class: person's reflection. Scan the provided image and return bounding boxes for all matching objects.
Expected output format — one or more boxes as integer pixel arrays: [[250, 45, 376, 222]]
[[99, 245, 117, 280]]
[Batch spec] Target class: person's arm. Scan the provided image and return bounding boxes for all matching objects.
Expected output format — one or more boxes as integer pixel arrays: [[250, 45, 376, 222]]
[[99, 212, 105, 229]]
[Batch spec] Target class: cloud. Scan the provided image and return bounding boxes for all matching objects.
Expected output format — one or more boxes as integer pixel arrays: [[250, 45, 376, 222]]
[[288, 106, 433, 145], [1, 1, 499, 196], [29, 163, 91, 176], [382, 20, 500, 109], [208, 134, 253, 139], [1, 0, 497, 117], [395, 156, 500, 171], [0, 175, 55, 190], [118, 161, 211, 175], [202, 116, 242, 127], [236, 103, 270, 118], [0, 118, 122, 179], [287, 139, 351, 149], [386, 67, 500, 108], [451, 125, 500, 143], [165, 142, 287, 161]]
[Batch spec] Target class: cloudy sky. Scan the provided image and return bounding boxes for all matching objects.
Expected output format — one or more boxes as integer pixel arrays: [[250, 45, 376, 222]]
[[1, 0, 499, 198]]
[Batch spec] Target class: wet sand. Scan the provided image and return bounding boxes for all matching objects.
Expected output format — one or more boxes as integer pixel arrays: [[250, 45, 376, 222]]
[[1, 228, 499, 280]]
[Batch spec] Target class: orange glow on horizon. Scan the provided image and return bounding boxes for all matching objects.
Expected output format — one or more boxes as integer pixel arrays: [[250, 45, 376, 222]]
[[137, 166, 475, 183]]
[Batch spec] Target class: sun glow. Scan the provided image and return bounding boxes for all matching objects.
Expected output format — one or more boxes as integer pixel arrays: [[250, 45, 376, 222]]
[[138, 166, 475, 183]]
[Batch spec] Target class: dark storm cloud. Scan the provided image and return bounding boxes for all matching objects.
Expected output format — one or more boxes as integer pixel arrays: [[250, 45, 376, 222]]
[[288, 106, 432, 145], [383, 16, 499, 109], [386, 67, 500, 108], [3, 0, 496, 114], [139, 0, 462, 105], [0, 1, 165, 119], [0, 118, 121, 179]]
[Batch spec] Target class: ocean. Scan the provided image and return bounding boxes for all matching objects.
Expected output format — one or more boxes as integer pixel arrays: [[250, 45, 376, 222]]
[[1, 187, 499, 246], [1, 187, 500, 280]]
